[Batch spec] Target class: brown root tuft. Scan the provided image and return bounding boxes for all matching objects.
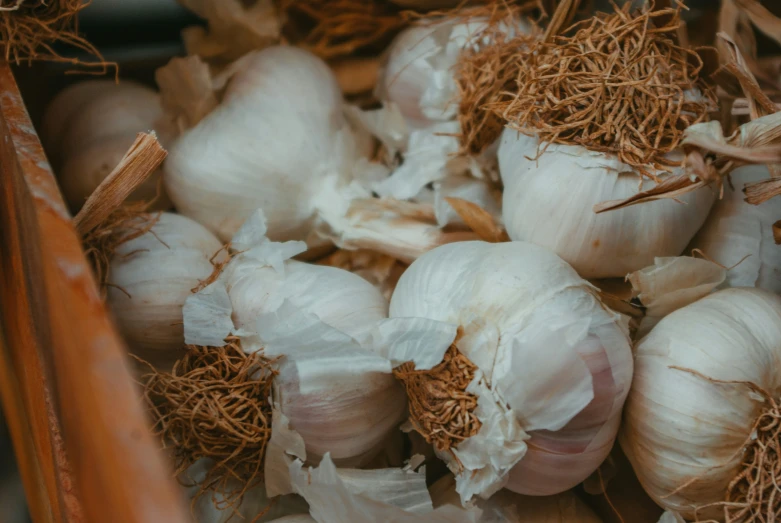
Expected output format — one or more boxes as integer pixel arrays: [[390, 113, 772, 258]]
[[280, 0, 408, 60], [720, 391, 781, 523], [393, 344, 482, 463], [486, 3, 714, 176], [138, 341, 279, 513], [0, 0, 113, 71]]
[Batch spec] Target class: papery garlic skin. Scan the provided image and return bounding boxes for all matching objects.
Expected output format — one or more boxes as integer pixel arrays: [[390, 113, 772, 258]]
[[430, 474, 603, 522], [388, 241, 633, 498], [620, 288, 781, 520], [215, 246, 407, 464], [499, 130, 716, 279], [107, 213, 222, 363], [164, 46, 360, 243], [42, 80, 171, 211], [688, 165, 781, 292]]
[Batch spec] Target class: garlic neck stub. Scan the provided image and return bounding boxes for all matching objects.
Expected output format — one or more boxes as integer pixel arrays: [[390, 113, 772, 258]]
[[620, 288, 781, 521], [688, 165, 781, 293], [499, 130, 716, 279], [164, 46, 360, 243], [383, 240, 633, 501], [430, 474, 603, 522], [107, 212, 223, 364]]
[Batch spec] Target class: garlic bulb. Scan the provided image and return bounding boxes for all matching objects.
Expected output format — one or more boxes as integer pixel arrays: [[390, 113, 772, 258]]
[[107, 212, 222, 364], [183, 211, 407, 465], [620, 288, 781, 520], [430, 474, 603, 522], [499, 130, 716, 278], [165, 46, 359, 243], [380, 240, 633, 501], [380, 18, 529, 129], [42, 79, 172, 211], [688, 165, 781, 292]]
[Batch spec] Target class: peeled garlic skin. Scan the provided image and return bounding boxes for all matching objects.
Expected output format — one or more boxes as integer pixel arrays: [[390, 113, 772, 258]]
[[688, 165, 781, 292], [107, 213, 221, 362], [620, 288, 781, 520], [224, 260, 407, 464], [498, 130, 715, 279], [164, 46, 356, 243], [430, 474, 602, 522], [389, 241, 633, 495]]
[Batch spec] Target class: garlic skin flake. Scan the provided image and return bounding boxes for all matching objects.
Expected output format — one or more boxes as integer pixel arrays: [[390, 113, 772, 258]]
[[164, 46, 361, 243], [620, 288, 781, 520], [385, 241, 633, 500], [288, 453, 482, 523], [184, 211, 407, 465], [499, 130, 716, 278], [688, 165, 781, 293], [107, 212, 222, 363], [430, 474, 603, 522]]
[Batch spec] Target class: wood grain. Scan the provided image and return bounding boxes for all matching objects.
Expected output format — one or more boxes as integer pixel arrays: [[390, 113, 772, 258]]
[[0, 63, 188, 523]]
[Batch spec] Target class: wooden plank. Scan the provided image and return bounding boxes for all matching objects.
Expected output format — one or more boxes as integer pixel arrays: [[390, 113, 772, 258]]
[[0, 63, 189, 523]]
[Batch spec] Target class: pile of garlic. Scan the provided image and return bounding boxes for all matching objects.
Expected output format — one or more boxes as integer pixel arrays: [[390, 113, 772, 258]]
[[52, 1, 781, 522]]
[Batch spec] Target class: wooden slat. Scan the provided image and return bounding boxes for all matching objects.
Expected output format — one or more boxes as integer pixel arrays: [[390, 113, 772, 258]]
[[0, 63, 189, 523]]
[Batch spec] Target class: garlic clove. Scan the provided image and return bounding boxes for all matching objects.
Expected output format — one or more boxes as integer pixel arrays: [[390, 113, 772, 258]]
[[499, 130, 716, 279], [107, 212, 223, 364]]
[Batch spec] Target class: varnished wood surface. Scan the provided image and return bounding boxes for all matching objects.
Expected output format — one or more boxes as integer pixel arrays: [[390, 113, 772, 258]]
[[0, 63, 188, 523]]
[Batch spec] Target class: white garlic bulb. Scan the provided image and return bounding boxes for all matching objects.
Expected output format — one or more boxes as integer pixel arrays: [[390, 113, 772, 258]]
[[380, 18, 528, 129], [688, 165, 781, 292], [183, 211, 407, 465], [42, 80, 172, 211], [107, 212, 222, 364], [164, 46, 360, 243], [430, 474, 603, 522], [620, 288, 781, 520], [380, 240, 633, 502], [499, 130, 716, 278]]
